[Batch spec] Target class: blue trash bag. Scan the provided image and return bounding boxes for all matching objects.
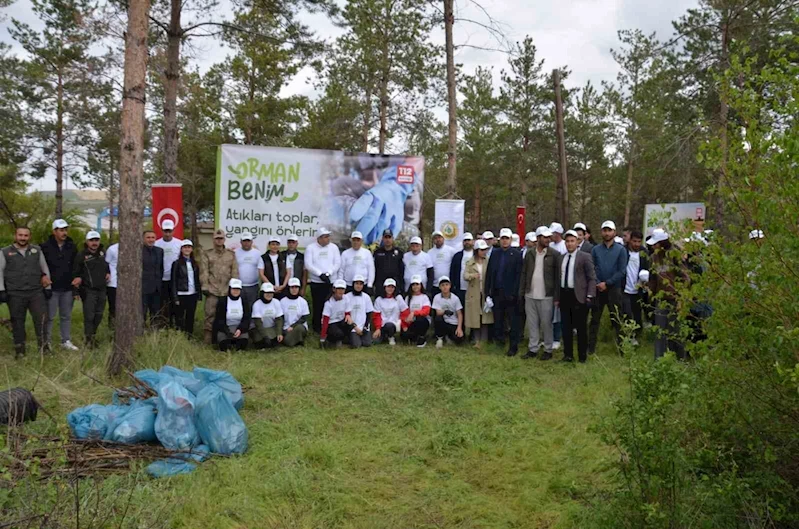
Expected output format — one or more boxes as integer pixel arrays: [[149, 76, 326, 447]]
[[172, 444, 210, 463], [110, 398, 157, 444], [159, 366, 205, 395], [154, 381, 201, 450], [67, 404, 130, 440], [146, 458, 197, 478], [192, 367, 244, 410], [132, 369, 163, 390], [195, 385, 248, 455]]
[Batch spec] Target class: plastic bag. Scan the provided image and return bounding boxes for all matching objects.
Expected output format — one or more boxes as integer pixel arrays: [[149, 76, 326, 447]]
[[146, 458, 197, 478], [173, 444, 210, 463], [132, 369, 162, 390], [154, 381, 201, 450], [159, 366, 205, 395], [195, 385, 248, 455], [67, 404, 130, 440], [110, 399, 157, 444], [192, 367, 243, 410]]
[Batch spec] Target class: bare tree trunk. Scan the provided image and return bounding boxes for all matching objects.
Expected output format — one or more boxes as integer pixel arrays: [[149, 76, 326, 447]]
[[623, 65, 640, 229], [444, 0, 457, 196], [108, 168, 115, 241], [715, 22, 729, 231], [162, 0, 181, 183], [553, 69, 569, 226], [378, 70, 389, 154], [474, 181, 481, 230], [110, 0, 151, 377], [55, 70, 64, 218], [361, 86, 372, 152], [245, 67, 255, 145]]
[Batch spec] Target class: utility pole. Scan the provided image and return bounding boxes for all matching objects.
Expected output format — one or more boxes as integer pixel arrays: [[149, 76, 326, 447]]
[[553, 69, 569, 226]]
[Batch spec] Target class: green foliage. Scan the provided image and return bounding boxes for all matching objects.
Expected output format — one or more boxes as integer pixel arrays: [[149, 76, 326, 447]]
[[0, 191, 86, 246]]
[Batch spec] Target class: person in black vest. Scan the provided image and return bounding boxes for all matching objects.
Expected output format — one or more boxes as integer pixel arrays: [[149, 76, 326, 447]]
[[373, 229, 404, 298], [142, 230, 164, 328], [40, 218, 79, 351], [259, 236, 289, 298], [280, 234, 306, 292], [213, 278, 251, 351], [170, 240, 201, 337], [71, 231, 109, 348], [0, 226, 52, 358], [485, 228, 524, 356], [449, 232, 474, 308]]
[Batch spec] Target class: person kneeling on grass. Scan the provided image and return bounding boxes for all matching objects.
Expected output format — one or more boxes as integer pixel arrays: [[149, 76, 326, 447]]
[[280, 277, 310, 347], [213, 278, 251, 351], [401, 275, 431, 347], [250, 283, 284, 349], [320, 279, 352, 349], [344, 274, 374, 348], [431, 276, 464, 349], [373, 278, 409, 346]]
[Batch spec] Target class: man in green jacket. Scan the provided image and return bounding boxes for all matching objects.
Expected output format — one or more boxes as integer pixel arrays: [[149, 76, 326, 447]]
[[519, 226, 562, 360]]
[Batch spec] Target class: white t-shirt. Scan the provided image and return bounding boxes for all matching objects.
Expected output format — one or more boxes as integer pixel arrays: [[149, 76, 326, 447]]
[[403, 251, 433, 289], [459, 250, 473, 291], [322, 296, 349, 324], [305, 242, 341, 283], [280, 296, 310, 330], [625, 251, 641, 295], [105, 243, 119, 288], [344, 292, 374, 330], [286, 253, 297, 278], [427, 245, 456, 287], [251, 298, 283, 328], [549, 239, 567, 255], [339, 247, 375, 287], [407, 293, 431, 322], [155, 237, 183, 281], [177, 259, 196, 296], [266, 252, 281, 285], [374, 296, 408, 327], [432, 293, 463, 326], [225, 297, 244, 327], [235, 248, 262, 286]]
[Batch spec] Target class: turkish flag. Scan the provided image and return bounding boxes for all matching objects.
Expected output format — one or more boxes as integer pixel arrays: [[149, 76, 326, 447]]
[[152, 184, 184, 239], [516, 206, 526, 241]]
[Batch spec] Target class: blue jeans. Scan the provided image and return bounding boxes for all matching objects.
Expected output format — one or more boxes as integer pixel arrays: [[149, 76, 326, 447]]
[[46, 290, 74, 343]]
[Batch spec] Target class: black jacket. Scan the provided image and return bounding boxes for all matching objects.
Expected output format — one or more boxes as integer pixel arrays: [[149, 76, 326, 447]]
[[213, 295, 252, 337], [170, 256, 201, 298], [142, 245, 164, 295], [485, 246, 523, 299], [40, 236, 77, 291], [261, 251, 288, 286], [449, 250, 469, 292], [72, 245, 109, 293], [279, 250, 304, 286], [373, 246, 404, 297]]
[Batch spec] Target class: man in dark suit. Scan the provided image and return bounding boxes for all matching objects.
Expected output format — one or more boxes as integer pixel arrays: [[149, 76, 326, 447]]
[[558, 230, 596, 363], [449, 232, 474, 307], [142, 230, 164, 328], [485, 228, 524, 356]]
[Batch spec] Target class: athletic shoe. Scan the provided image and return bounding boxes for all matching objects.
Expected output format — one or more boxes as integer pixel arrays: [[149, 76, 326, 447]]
[[552, 341, 561, 350], [388, 337, 396, 346], [435, 338, 444, 349], [61, 340, 79, 351], [416, 337, 426, 348]]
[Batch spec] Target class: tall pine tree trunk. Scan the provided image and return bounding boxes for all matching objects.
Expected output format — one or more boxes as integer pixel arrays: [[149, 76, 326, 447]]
[[110, 0, 151, 377], [623, 65, 640, 228], [108, 167, 115, 241], [378, 70, 389, 154], [361, 86, 372, 152], [55, 70, 64, 218], [444, 0, 457, 196], [162, 0, 181, 183], [554, 69, 569, 226], [715, 22, 729, 231]]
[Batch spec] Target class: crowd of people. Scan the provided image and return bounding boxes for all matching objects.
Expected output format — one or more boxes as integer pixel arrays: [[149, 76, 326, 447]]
[[1, 216, 726, 362]]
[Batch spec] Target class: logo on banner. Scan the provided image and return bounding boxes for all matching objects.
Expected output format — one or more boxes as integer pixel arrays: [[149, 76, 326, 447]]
[[397, 165, 415, 184], [157, 208, 179, 230], [441, 221, 459, 240]]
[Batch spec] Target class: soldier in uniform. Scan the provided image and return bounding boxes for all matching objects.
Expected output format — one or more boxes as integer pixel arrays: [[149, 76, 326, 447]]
[[200, 229, 239, 344], [0, 226, 52, 358]]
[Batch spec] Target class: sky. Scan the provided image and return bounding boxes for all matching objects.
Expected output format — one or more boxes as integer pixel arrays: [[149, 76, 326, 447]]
[[1, 0, 700, 191]]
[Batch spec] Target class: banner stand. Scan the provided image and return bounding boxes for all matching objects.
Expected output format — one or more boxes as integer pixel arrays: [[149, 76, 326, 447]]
[[434, 199, 465, 248]]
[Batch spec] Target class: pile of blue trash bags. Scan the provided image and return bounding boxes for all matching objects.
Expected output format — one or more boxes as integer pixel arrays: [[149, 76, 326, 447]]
[[66, 366, 248, 478]]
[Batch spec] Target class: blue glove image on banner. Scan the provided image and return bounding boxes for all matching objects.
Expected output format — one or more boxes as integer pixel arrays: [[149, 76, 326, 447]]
[[349, 165, 415, 244]]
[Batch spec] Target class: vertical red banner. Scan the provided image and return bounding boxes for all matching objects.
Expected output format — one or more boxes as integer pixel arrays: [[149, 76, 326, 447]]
[[516, 206, 526, 241], [152, 184, 184, 239]]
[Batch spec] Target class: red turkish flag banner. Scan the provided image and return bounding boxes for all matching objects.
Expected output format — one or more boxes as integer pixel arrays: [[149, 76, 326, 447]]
[[152, 184, 184, 239], [516, 206, 526, 241]]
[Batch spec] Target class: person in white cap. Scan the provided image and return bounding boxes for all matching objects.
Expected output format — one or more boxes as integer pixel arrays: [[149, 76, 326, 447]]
[[646, 229, 687, 360], [213, 278, 251, 351], [155, 218, 183, 326], [401, 274, 431, 347], [485, 228, 524, 356], [141, 230, 164, 328], [549, 223, 567, 255], [464, 239, 493, 347], [339, 231, 375, 293], [622, 230, 649, 346], [449, 232, 474, 307], [511, 233, 520, 248], [234, 231, 262, 310], [589, 220, 628, 355], [199, 229, 239, 344], [344, 274, 374, 348], [250, 283, 284, 349], [280, 234, 306, 292], [431, 276, 464, 348], [519, 226, 561, 360], [259, 236, 289, 298], [572, 223, 593, 254], [558, 230, 596, 363], [71, 231, 109, 348], [39, 218, 78, 352], [403, 236, 434, 294], [427, 230, 456, 297], [320, 279, 352, 347], [521, 232, 536, 260], [373, 228, 405, 298], [372, 278, 408, 346], [280, 277, 310, 347], [170, 240, 201, 338], [305, 227, 342, 333], [482, 231, 497, 258]]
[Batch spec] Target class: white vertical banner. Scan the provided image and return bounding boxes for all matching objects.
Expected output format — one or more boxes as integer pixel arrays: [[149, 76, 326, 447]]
[[434, 199, 465, 248]]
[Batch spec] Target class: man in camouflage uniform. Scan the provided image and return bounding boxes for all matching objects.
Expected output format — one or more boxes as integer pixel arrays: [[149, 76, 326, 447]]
[[200, 229, 239, 344]]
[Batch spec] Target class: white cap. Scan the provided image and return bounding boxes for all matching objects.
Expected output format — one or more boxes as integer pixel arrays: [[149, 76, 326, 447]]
[[52, 219, 69, 229], [410, 236, 422, 245], [351, 231, 363, 240], [432, 230, 444, 237], [287, 234, 299, 242], [229, 278, 243, 289], [601, 220, 616, 231], [482, 231, 495, 239], [564, 229, 578, 238], [240, 231, 254, 241], [181, 239, 193, 247], [511, 234, 520, 247], [268, 236, 281, 244], [646, 230, 669, 245], [549, 222, 564, 234], [353, 274, 366, 283], [317, 227, 331, 237], [688, 232, 708, 245], [474, 239, 489, 250], [499, 228, 513, 238], [288, 278, 301, 287], [749, 229, 764, 240], [535, 226, 553, 238], [573, 222, 586, 231], [260, 282, 275, 293], [383, 278, 397, 287], [462, 232, 474, 241], [410, 274, 423, 284], [614, 236, 624, 244], [85, 230, 100, 240], [638, 270, 650, 283], [162, 219, 175, 231], [525, 231, 536, 242], [333, 279, 347, 289], [438, 276, 451, 284]]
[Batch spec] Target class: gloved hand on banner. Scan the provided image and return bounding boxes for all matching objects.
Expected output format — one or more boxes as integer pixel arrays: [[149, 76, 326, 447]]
[[350, 166, 415, 244]]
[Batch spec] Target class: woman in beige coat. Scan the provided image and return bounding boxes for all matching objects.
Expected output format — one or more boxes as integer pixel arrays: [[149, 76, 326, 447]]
[[464, 240, 493, 347]]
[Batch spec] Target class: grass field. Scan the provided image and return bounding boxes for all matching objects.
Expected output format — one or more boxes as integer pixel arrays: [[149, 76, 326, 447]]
[[0, 303, 636, 528]]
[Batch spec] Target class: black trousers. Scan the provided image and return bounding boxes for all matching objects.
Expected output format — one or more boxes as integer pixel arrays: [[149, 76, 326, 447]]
[[160, 280, 174, 325], [561, 288, 588, 362], [107, 287, 117, 327], [310, 282, 330, 333], [588, 287, 623, 353], [622, 291, 644, 339], [8, 289, 47, 347], [379, 322, 397, 340], [491, 290, 521, 351], [82, 287, 106, 339], [402, 318, 430, 342], [174, 293, 198, 337], [142, 291, 161, 328], [434, 316, 463, 344], [326, 320, 353, 344], [453, 288, 466, 309]]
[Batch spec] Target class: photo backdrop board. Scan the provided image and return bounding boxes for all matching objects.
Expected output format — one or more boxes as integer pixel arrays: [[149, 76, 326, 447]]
[[216, 145, 425, 250], [644, 202, 706, 236]]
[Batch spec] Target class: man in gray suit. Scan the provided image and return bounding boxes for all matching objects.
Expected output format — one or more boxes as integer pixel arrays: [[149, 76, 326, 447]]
[[558, 230, 596, 363]]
